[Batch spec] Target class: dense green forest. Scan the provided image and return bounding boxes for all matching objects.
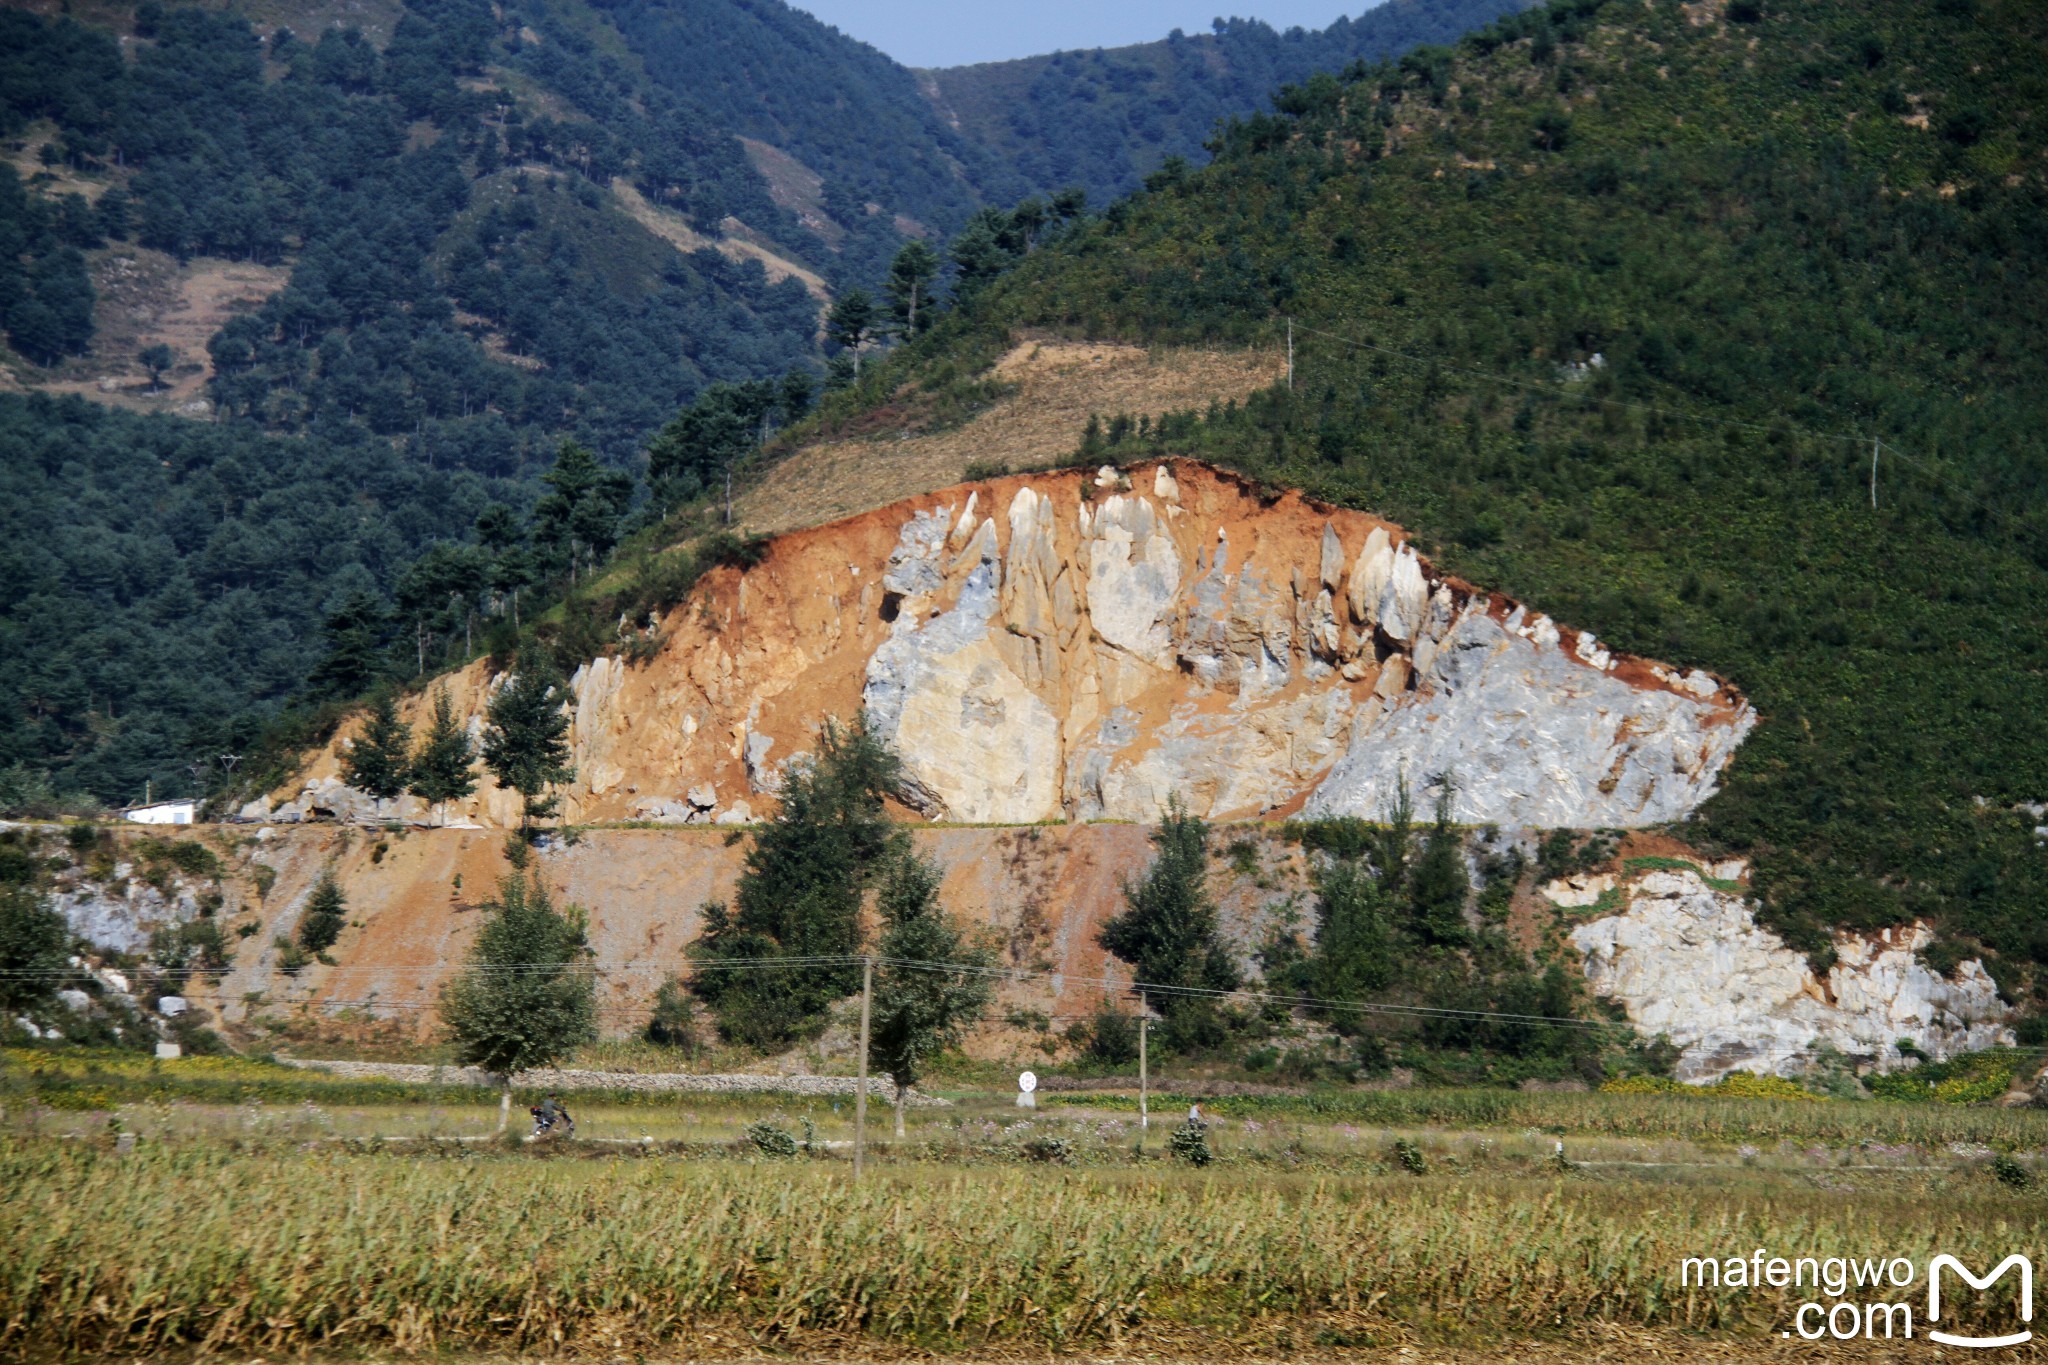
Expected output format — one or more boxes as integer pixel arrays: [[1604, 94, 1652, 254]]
[[10, 0, 1557, 808], [865, 0, 2048, 984], [0, 393, 509, 805], [925, 0, 1538, 209]]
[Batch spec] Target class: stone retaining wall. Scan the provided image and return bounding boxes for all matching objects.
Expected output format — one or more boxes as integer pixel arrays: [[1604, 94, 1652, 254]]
[[281, 1058, 950, 1105]]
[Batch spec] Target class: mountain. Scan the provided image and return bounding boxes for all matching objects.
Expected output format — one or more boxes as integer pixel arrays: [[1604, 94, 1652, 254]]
[[921, 0, 1538, 209], [811, 0, 2048, 978], [0, 0, 1533, 808]]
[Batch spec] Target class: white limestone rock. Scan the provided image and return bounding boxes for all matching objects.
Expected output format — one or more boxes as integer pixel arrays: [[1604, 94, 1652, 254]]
[[1084, 494, 1181, 667], [1377, 546, 1429, 643], [864, 517, 1062, 822], [1306, 611, 1753, 827], [1345, 527, 1393, 626], [1571, 869, 2011, 1081]]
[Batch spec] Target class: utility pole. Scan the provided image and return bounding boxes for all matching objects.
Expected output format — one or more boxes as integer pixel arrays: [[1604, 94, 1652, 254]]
[[1285, 317, 1294, 392], [1870, 438, 1879, 510], [1138, 1015, 1148, 1136], [854, 955, 873, 1181]]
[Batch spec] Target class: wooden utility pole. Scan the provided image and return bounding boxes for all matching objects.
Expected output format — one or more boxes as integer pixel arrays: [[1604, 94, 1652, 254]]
[[854, 955, 873, 1180], [1138, 1015, 1149, 1135]]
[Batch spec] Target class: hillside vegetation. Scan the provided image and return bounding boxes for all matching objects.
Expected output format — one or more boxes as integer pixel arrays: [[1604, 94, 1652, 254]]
[[860, 0, 2048, 979], [924, 0, 1536, 208], [0, 0, 1556, 806]]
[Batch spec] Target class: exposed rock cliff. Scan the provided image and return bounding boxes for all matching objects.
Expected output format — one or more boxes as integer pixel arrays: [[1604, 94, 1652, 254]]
[[1565, 866, 2012, 1081], [269, 461, 1751, 828]]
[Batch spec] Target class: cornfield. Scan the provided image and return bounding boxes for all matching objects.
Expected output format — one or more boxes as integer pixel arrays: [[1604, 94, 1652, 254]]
[[2, 1137, 2040, 1354]]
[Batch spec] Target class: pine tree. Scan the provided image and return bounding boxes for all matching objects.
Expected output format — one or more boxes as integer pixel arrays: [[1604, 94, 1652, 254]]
[[408, 689, 477, 824], [1408, 789, 1470, 947], [869, 851, 994, 1135], [305, 591, 390, 699], [884, 239, 940, 336], [481, 653, 575, 833], [688, 719, 901, 1048], [341, 690, 412, 800], [824, 287, 877, 378], [439, 872, 596, 1130], [298, 870, 347, 954], [1097, 795, 1240, 1051]]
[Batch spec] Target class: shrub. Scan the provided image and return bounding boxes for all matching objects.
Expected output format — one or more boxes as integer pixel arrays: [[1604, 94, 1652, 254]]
[[744, 1120, 800, 1157], [297, 873, 347, 954], [1391, 1137, 1427, 1174], [1169, 1121, 1213, 1166], [1992, 1154, 2033, 1189], [1082, 1004, 1140, 1065], [1021, 1135, 1074, 1165], [646, 978, 698, 1051]]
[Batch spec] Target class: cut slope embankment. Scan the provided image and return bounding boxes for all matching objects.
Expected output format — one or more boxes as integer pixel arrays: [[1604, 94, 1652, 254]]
[[261, 458, 1751, 832]]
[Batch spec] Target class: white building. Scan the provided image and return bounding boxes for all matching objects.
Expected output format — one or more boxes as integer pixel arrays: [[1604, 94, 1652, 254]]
[[123, 800, 198, 825]]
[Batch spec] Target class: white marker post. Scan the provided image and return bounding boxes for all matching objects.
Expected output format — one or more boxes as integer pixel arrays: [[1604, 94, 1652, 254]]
[[1017, 1069, 1037, 1109], [1139, 1016, 1148, 1133]]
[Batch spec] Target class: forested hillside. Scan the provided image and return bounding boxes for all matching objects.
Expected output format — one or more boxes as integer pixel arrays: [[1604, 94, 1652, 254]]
[[0, 0, 1539, 809], [866, 0, 2048, 981], [0, 0, 848, 806], [923, 0, 1537, 208]]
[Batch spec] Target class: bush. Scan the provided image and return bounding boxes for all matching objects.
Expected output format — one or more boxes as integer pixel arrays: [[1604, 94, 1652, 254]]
[[1863, 1050, 2016, 1104], [1081, 1004, 1140, 1065], [1169, 1121, 1213, 1166], [297, 872, 347, 954], [1992, 1154, 2033, 1190], [1391, 1137, 1427, 1174], [646, 978, 698, 1051], [1021, 1135, 1074, 1165], [744, 1120, 800, 1157]]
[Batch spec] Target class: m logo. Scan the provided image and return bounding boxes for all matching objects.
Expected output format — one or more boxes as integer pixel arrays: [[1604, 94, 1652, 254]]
[[1928, 1254, 2033, 1348]]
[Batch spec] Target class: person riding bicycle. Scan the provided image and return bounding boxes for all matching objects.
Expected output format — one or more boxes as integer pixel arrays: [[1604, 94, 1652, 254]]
[[534, 1094, 574, 1136]]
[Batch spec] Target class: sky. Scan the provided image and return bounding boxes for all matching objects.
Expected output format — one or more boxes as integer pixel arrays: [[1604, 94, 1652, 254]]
[[789, 2, 1367, 69]]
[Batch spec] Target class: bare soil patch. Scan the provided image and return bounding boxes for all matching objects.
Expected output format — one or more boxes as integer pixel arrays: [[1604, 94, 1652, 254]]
[[736, 340, 1283, 537], [6, 249, 287, 416], [610, 177, 830, 303]]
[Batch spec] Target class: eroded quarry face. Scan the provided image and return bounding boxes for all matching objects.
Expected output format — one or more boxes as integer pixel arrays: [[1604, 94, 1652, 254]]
[[270, 461, 1752, 828]]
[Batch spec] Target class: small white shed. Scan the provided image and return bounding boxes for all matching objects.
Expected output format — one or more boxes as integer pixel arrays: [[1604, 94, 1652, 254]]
[[124, 800, 198, 826]]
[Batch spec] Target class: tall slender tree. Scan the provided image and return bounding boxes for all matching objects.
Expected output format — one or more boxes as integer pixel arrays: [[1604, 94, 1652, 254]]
[[869, 850, 995, 1136], [884, 239, 940, 337], [824, 287, 878, 378], [342, 689, 412, 800], [1408, 788, 1471, 946], [481, 652, 575, 834], [1097, 795, 1240, 1049], [409, 689, 478, 825]]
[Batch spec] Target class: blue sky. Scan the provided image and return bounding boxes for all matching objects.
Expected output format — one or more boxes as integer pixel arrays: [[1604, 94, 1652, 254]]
[[790, 2, 1367, 68]]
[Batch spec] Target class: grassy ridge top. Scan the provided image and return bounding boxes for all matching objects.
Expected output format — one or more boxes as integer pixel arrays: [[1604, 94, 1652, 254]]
[[867, 0, 2048, 974]]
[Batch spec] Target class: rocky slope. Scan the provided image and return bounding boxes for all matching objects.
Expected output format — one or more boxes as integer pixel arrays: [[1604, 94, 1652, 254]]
[[36, 823, 2012, 1085], [1561, 865, 2012, 1082], [262, 460, 1752, 830]]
